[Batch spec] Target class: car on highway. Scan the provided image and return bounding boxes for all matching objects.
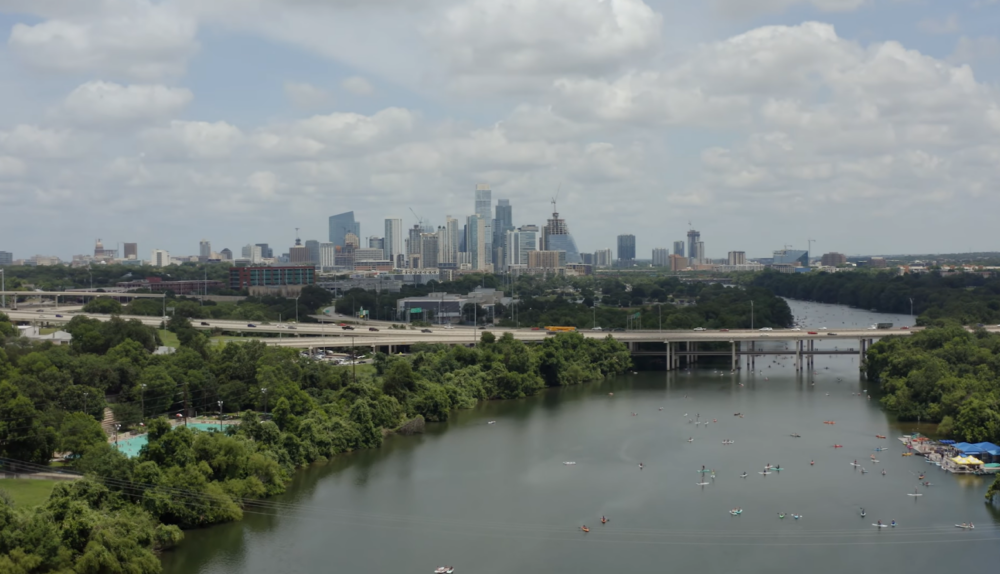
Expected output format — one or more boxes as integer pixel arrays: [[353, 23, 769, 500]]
[[421, 329, 433, 333], [247, 323, 256, 328], [789, 328, 801, 331], [900, 326, 909, 330], [827, 332, 837, 336], [200, 321, 210, 326], [591, 327, 603, 331], [808, 331, 818, 335], [612, 328, 625, 332], [444, 324, 454, 329], [287, 326, 296, 330], [35, 309, 43, 313], [369, 327, 379, 332], [758, 327, 773, 331], [531, 327, 541, 331], [342, 326, 354, 330], [693, 327, 706, 331], [55, 314, 63, 318]]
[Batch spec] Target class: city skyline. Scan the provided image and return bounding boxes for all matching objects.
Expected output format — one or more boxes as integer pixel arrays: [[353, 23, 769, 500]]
[[1, 2, 998, 258]]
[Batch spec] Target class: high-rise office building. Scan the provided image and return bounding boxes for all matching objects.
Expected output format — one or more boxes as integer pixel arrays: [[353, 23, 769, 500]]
[[384, 218, 403, 265], [0, 251, 12, 266], [466, 215, 486, 270], [669, 254, 687, 271], [673, 241, 685, 257], [289, 236, 309, 264], [617, 234, 636, 265], [541, 205, 581, 263], [219, 248, 232, 260], [493, 199, 513, 264], [123, 243, 138, 260], [319, 242, 336, 269], [594, 249, 612, 267], [728, 251, 746, 265], [420, 233, 439, 269], [150, 249, 170, 267], [652, 248, 669, 267], [696, 242, 705, 264], [504, 225, 538, 267], [305, 240, 320, 264], [407, 225, 422, 257], [528, 250, 563, 269], [199, 239, 211, 260], [687, 229, 701, 265], [254, 243, 273, 259], [443, 216, 460, 265], [329, 212, 361, 248], [475, 184, 493, 265]]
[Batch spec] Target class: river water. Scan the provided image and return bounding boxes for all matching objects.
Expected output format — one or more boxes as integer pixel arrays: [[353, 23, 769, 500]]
[[162, 301, 997, 574]]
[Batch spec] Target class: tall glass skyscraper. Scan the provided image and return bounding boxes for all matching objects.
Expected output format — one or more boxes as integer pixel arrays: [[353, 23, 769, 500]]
[[329, 212, 360, 248], [475, 184, 492, 265], [617, 234, 636, 264], [384, 218, 403, 266], [493, 199, 513, 263], [687, 229, 701, 265], [541, 208, 581, 264], [466, 214, 486, 270]]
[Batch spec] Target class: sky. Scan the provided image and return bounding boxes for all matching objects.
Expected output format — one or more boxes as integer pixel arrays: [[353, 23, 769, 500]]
[[0, 0, 998, 261]]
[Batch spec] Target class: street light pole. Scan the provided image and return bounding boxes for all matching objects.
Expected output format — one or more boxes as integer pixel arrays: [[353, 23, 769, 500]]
[[352, 335, 356, 383], [261, 388, 268, 417], [1, 268, 5, 309], [294, 295, 300, 324], [217, 400, 224, 432], [140, 383, 147, 420]]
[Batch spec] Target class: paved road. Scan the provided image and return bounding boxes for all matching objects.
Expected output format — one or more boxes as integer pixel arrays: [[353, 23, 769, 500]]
[[8, 308, 997, 347]]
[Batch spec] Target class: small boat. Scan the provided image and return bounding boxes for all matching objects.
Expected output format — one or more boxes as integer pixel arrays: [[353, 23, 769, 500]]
[[955, 524, 974, 530], [823, 421, 835, 425], [790, 433, 801, 438], [901, 452, 913, 457], [434, 568, 455, 574], [581, 526, 589, 533], [688, 438, 694, 443], [564, 462, 576, 465], [601, 518, 608, 524], [833, 445, 843, 448], [860, 511, 866, 518]]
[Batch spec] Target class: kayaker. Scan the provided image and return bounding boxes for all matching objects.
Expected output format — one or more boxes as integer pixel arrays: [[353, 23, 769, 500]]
[[891, 520, 896, 527]]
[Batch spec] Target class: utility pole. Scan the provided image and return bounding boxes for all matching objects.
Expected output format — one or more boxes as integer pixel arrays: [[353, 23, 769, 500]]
[[261, 388, 268, 417], [751, 300, 754, 331], [217, 400, 224, 432], [1, 268, 5, 309], [140, 383, 147, 420], [352, 335, 357, 383]]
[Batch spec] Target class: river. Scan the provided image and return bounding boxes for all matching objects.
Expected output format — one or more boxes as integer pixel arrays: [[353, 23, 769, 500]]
[[161, 301, 997, 574]]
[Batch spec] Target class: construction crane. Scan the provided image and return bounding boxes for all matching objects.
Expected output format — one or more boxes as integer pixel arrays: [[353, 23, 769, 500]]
[[808, 238, 816, 254], [409, 207, 424, 229], [551, 183, 560, 215]]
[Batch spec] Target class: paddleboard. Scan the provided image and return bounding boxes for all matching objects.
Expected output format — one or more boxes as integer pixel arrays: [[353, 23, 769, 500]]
[[871, 459, 880, 463], [770, 467, 784, 471], [698, 470, 712, 473], [696, 482, 710, 486], [759, 471, 771, 475], [954, 524, 974, 529], [873, 524, 888, 528], [850, 463, 862, 467], [907, 493, 923, 497]]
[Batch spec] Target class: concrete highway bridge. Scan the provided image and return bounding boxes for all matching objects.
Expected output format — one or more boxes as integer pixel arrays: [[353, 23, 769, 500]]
[[3, 308, 963, 372]]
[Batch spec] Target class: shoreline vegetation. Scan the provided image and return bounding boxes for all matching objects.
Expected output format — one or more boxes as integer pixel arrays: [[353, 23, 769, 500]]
[[0, 308, 632, 574]]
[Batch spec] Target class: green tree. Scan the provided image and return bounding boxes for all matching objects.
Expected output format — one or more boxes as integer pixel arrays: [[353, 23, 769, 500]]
[[59, 412, 108, 458], [82, 297, 123, 314]]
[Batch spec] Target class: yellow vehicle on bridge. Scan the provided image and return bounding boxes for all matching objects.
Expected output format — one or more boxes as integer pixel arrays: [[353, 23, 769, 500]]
[[544, 326, 577, 332]]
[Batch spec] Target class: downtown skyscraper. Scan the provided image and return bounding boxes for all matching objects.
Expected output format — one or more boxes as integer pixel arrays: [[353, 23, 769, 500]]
[[474, 184, 492, 266], [329, 212, 361, 248], [493, 198, 513, 265], [384, 218, 403, 267]]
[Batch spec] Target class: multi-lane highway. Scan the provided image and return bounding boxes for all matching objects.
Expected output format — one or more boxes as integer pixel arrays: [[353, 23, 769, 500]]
[[6, 307, 978, 348]]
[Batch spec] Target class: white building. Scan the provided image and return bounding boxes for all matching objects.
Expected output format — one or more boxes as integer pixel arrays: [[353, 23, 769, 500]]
[[384, 218, 404, 268], [319, 242, 336, 269], [652, 248, 669, 267], [150, 249, 170, 267], [594, 249, 612, 267], [466, 215, 486, 270]]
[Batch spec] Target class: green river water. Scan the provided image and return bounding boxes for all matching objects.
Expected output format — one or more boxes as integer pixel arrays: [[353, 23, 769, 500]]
[[161, 301, 998, 574]]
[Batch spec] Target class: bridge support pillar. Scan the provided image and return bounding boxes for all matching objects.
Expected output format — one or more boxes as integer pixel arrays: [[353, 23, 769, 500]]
[[796, 340, 802, 371], [731, 342, 736, 371], [665, 342, 671, 372], [859, 339, 867, 370]]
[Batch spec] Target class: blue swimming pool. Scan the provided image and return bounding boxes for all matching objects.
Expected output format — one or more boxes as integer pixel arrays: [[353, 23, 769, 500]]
[[113, 422, 235, 458]]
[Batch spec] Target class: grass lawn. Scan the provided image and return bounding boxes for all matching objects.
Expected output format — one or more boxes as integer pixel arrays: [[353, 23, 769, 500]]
[[158, 329, 180, 348], [0, 479, 59, 508]]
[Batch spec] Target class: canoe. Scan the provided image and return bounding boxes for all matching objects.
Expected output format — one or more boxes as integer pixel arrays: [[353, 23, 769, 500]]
[[955, 524, 974, 530]]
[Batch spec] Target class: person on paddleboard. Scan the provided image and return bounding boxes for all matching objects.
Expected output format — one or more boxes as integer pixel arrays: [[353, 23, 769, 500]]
[[810, 460, 815, 465], [877, 520, 882, 526]]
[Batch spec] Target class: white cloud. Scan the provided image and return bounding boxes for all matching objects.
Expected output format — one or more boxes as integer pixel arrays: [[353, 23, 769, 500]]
[[6, 0, 199, 80], [140, 120, 243, 160], [916, 14, 960, 35], [284, 82, 334, 109], [60, 81, 193, 126], [340, 76, 375, 96], [426, 0, 662, 92], [712, 0, 867, 18], [0, 156, 26, 178], [949, 36, 1000, 64], [0, 124, 88, 159]]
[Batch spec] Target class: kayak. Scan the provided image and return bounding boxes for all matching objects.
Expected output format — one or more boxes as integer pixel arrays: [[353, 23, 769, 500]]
[[792, 514, 802, 520], [581, 527, 589, 533], [875, 435, 886, 439], [740, 473, 748, 478], [901, 453, 913, 456], [778, 514, 786, 519], [955, 524, 974, 530], [833, 445, 844, 448], [434, 568, 455, 574], [823, 421, 835, 425], [730, 510, 742, 515]]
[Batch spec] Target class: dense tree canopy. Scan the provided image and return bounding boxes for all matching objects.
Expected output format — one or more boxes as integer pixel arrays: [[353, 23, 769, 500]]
[[867, 326, 1000, 443], [752, 269, 1000, 326]]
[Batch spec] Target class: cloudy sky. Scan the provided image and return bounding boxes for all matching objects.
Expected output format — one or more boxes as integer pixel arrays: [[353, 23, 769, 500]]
[[1, 0, 998, 261]]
